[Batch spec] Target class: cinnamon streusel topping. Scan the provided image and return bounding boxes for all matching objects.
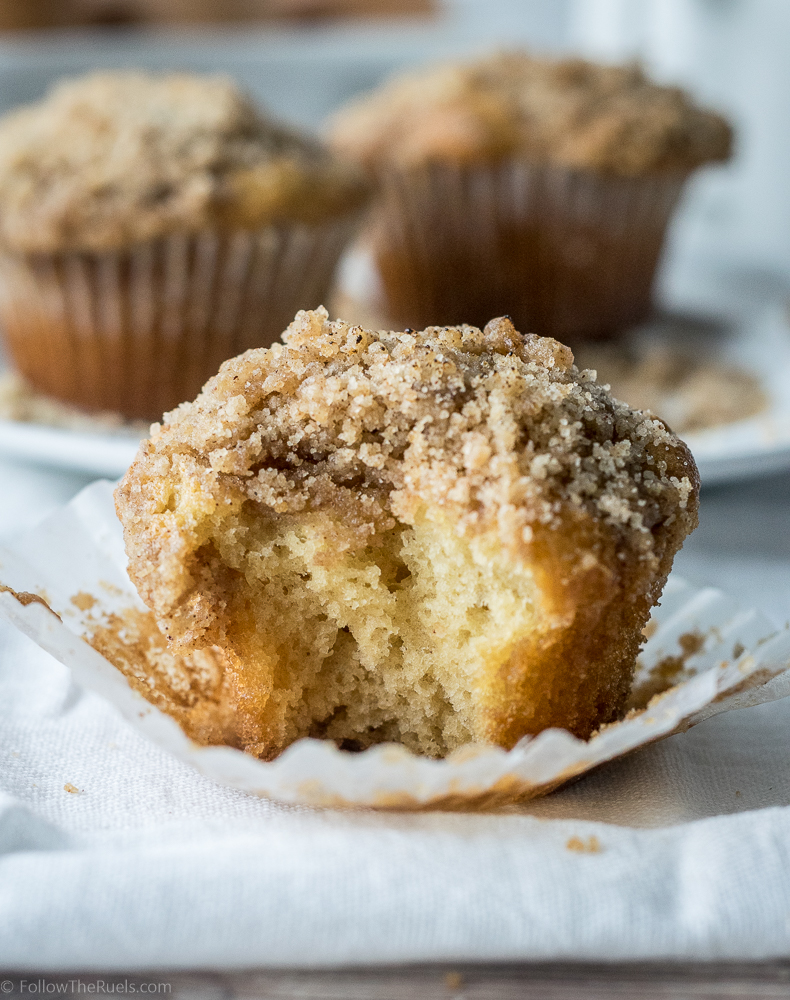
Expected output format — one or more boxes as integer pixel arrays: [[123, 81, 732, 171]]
[[330, 51, 732, 175], [0, 72, 367, 253]]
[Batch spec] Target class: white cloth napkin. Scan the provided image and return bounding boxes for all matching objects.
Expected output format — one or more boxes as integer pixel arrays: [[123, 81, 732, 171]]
[[3, 607, 790, 971]]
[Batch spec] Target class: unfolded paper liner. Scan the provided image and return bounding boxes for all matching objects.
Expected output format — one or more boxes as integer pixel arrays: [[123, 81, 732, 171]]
[[370, 161, 685, 341], [0, 216, 358, 421], [1, 479, 789, 811]]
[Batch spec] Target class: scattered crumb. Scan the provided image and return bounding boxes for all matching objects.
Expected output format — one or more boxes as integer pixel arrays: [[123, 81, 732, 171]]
[[733, 642, 745, 659], [0, 371, 147, 435], [566, 835, 602, 854], [63, 783, 80, 794], [574, 339, 766, 434], [735, 790, 741, 798], [642, 619, 658, 640], [71, 591, 97, 612], [627, 629, 706, 711], [678, 632, 705, 657], [444, 971, 464, 991]]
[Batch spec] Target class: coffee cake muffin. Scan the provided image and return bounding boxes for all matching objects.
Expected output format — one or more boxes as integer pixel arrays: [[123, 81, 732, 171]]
[[0, 72, 367, 419], [329, 52, 732, 341], [115, 307, 699, 760]]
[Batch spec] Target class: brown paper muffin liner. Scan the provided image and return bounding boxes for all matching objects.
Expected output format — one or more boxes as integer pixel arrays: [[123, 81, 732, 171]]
[[0, 217, 358, 421], [370, 162, 686, 342]]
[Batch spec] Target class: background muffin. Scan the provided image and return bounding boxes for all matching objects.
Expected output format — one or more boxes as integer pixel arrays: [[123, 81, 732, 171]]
[[0, 71, 368, 420], [115, 307, 699, 761], [329, 52, 732, 342]]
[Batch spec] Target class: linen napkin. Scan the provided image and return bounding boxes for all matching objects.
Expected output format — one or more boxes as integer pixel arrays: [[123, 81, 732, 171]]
[[3, 607, 790, 971]]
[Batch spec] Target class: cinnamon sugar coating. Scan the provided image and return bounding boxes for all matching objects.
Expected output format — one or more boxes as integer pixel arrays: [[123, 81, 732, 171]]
[[329, 51, 732, 175], [0, 72, 367, 253], [116, 308, 699, 759]]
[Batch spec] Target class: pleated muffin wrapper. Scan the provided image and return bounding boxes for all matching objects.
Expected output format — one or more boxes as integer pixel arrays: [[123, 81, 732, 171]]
[[0, 215, 358, 422], [1, 479, 789, 811], [369, 160, 686, 342]]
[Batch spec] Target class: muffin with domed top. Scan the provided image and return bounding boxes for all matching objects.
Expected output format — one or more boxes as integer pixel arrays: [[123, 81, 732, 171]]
[[329, 51, 732, 342], [115, 306, 699, 760], [0, 71, 368, 419]]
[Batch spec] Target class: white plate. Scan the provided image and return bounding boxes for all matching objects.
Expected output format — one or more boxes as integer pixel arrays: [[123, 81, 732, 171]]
[[661, 304, 790, 485], [0, 417, 142, 479], [0, 304, 789, 485]]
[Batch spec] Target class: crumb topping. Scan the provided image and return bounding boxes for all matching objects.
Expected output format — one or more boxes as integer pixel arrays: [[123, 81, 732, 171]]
[[329, 51, 732, 175], [128, 307, 698, 570], [0, 72, 368, 253]]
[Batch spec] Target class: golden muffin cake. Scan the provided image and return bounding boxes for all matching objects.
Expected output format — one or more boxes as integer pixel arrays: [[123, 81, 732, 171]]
[[115, 307, 699, 760], [329, 52, 732, 341], [0, 72, 367, 419]]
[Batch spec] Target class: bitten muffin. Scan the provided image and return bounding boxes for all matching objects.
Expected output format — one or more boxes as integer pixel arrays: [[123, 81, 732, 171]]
[[115, 307, 699, 761], [329, 52, 732, 341], [0, 72, 368, 419]]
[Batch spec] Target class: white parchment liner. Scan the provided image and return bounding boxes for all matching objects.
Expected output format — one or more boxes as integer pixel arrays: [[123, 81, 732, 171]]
[[1, 479, 789, 811]]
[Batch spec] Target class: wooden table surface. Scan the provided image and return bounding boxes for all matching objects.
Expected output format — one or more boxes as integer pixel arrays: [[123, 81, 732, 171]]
[[5, 963, 790, 999]]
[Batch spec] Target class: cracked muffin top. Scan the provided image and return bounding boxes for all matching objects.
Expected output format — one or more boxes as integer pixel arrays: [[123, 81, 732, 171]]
[[0, 71, 368, 253], [329, 51, 732, 175]]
